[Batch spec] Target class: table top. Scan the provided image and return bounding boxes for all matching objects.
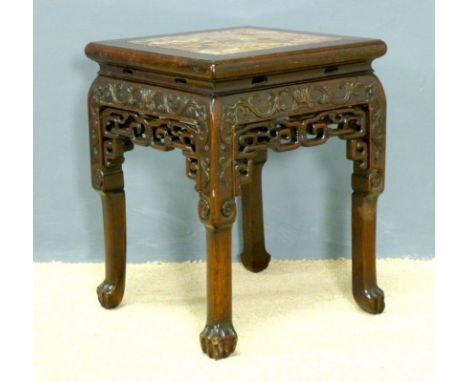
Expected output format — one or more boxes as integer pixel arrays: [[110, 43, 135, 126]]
[[85, 26, 386, 82]]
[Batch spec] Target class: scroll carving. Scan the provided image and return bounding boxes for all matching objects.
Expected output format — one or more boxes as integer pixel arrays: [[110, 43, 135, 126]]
[[88, 78, 209, 193], [221, 75, 386, 194], [88, 74, 385, 221], [101, 108, 199, 181], [234, 108, 367, 186]]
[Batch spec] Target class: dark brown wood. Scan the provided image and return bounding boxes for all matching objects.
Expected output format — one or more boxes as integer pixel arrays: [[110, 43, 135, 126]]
[[97, 190, 127, 308], [85, 26, 386, 83], [197, 98, 238, 359], [352, 191, 384, 313], [349, 77, 387, 314], [88, 82, 129, 309], [200, 226, 237, 359], [85, 26, 387, 360], [240, 150, 271, 272], [85, 26, 386, 96]]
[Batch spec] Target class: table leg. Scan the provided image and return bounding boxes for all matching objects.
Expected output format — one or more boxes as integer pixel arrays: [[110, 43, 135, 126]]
[[349, 75, 386, 314], [198, 99, 238, 359], [352, 187, 385, 313], [199, 225, 238, 359], [88, 88, 129, 309], [96, 187, 127, 309], [240, 150, 271, 272]]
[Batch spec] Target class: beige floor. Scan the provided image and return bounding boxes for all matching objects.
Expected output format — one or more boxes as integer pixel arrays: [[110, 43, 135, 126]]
[[34, 259, 434, 382]]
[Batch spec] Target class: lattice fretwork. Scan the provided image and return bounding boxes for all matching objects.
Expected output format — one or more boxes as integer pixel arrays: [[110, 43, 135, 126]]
[[100, 108, 199, 182], [234, 107, 368, 187]]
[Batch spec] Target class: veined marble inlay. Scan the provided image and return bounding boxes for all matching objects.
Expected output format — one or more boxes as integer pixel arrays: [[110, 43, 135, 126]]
[[128, 28, 342, 55]]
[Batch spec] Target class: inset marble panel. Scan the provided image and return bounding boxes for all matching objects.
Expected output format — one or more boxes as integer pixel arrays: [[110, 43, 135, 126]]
[[129, 27, 341, 55]]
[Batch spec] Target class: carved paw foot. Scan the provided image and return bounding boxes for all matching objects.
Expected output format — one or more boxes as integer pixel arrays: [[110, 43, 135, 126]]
[[200, 323, 238, 359], [96, 281, 123, 309], [240, 251, 271, 273], [353, 285, 385, 314]]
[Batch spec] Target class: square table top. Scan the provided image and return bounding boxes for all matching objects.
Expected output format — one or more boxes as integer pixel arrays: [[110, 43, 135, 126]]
[[85, 26, 386, 82]]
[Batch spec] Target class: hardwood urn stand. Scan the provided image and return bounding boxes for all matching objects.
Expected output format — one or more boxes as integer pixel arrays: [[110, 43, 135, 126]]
[[85, 27, 387, 360]]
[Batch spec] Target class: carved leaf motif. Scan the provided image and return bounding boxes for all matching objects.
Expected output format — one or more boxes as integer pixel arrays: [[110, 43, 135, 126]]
[[88, 75, 385, 216], [221, 75, 385, 193], [93, 80, 208, 125], [89, 78, 210, 193]]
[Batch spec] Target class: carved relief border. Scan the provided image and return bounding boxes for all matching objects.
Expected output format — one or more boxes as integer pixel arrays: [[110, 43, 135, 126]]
[[87, 74, 386, 225], [221, 74, 386, 195], [88, 77, 210, 194]]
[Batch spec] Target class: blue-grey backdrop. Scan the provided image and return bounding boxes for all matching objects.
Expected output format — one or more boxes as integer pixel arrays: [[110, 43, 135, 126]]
[[34, 0, 434, 262]]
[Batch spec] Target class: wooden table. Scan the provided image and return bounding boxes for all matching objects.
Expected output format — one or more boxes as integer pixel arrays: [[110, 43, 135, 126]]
[[85, 26, 387, 359]]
